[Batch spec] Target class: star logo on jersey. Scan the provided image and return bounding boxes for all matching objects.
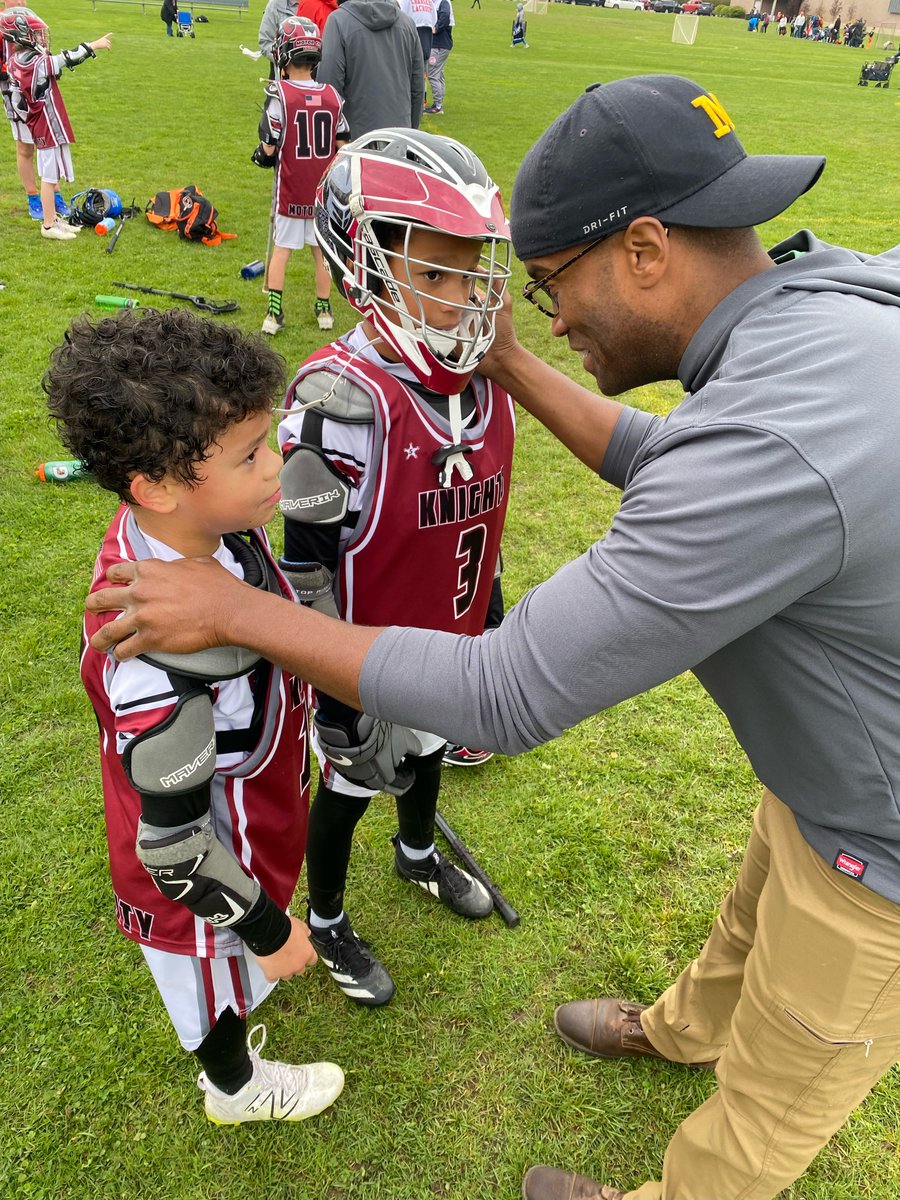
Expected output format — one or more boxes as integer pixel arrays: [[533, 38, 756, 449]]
[[404, 443, 420, 460]]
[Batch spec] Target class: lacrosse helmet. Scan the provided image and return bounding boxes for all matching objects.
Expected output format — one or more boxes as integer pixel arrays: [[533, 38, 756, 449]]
[[315, 129, 511, 394], [274, 16, 321, 70], [0, 7, 48, 49], [69, 188, 123, 226]]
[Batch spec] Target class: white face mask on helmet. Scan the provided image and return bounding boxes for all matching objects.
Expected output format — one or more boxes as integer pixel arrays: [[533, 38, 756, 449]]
[[315, 128, 511, 395]]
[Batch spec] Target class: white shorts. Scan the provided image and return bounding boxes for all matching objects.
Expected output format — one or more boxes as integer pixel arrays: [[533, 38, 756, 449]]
[[8, 118, 33, 144], [274, 214, 316, 251], [36, 143, 74, 185], [140, 944, 277, 1051], [313, 722, 445, 798]]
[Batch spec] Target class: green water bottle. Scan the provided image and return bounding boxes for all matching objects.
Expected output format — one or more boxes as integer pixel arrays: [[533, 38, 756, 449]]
[[95, 295, 139, 309], [36, 460, 92, 483]]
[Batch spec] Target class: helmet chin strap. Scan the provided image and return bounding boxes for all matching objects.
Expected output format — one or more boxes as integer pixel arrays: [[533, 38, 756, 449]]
[[433, 392, 474, 489]]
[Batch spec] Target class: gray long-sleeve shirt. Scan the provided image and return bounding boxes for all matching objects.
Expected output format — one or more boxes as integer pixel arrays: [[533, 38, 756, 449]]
[[258, 0, 302, 60], [360, 232, 900, 903]]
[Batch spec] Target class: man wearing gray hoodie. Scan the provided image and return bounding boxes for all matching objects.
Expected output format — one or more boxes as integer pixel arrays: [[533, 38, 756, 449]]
[[315, 0, 423, 139], [86, 76, 900, 1200]]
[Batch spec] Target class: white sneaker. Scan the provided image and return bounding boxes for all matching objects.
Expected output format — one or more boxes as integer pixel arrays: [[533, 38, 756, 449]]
[[41, 219, 77, 241], [261, 312, 284, 336], [315, 301, 334, 331], [198, 1024, 344, 1125]]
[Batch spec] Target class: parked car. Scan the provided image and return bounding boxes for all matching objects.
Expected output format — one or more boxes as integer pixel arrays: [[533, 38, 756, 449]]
[[651, 0, 683, 10], [605, 0, 646, 9], [682, 0, 714, 11]]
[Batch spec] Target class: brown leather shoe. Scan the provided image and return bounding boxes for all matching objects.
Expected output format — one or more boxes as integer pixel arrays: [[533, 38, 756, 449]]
[[522, 1165, 625, 1200], [554, 998, 716, 1070]]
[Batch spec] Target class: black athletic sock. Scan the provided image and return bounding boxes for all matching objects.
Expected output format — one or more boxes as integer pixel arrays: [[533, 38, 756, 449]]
[[395, 746, 445, 851], [267, 288, 283, 317], [306, 778, 371, 920], [194, 1007, 252, 1095]]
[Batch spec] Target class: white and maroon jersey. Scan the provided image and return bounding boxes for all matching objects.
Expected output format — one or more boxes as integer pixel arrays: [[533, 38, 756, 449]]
[[264, 80, 347, 219], [6, 47, 74, 148], [82, 506, 310, 959], [279, 325, 515, 634]]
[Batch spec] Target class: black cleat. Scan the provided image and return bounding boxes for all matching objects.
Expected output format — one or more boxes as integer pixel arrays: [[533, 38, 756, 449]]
[[393, 836, 493, 919], [309, 911, 395, 1007]]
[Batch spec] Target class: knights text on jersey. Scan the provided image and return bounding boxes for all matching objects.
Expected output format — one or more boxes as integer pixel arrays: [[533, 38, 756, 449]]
[[283, 341, 515, 634], [268, 80, 347, 219], [81, 506, 310, 958], [7, 49, 74, 148]]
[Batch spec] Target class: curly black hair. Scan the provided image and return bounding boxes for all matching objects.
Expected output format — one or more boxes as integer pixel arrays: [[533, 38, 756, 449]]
[[43, 308, 286, 501]]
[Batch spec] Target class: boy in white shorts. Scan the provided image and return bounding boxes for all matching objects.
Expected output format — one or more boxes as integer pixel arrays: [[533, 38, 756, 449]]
[[253, 16, 348, 334], [45, 307, 345, 1125], [0, 7, 111, 240]]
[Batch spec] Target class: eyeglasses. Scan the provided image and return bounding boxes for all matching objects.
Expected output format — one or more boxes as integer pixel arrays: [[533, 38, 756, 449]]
[[521, 232, 618, 318]]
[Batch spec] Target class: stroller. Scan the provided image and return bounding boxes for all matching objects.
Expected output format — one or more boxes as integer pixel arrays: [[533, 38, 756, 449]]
[[858, 57, 895, 87], [176, 9, 196, 38]]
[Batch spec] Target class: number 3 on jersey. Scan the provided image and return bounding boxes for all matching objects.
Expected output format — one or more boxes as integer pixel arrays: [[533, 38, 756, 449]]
[[454, 525, 487, 619]]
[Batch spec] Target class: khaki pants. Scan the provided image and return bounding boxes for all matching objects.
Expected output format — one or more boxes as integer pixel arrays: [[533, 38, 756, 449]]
[[625, 791, 900, 1200]]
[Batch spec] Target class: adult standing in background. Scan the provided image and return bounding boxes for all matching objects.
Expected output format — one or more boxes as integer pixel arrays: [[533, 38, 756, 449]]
[[258, 0, 300, 77], [400, 0, 437, 66], [296, 0, 337, 35], [425, 0, 453, 115], [160, 0, 177, 37], [317, 0, 423, 139]]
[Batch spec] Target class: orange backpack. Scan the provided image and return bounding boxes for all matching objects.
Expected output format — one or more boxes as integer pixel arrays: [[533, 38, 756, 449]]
[[146, 185, 236, 246]]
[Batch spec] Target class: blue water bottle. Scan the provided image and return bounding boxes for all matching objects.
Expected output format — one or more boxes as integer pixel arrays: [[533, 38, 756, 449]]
[[241, 259, 265, 280]]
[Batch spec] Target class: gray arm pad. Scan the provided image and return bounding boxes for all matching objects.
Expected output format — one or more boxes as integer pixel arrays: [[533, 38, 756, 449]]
[[279, 561, 341, 619], [280, 446, 351, 525], [136, 814, 261, 927], [60, 44, 95, 70], [123, 689, 216, 797], [314, 712, 422, 796]]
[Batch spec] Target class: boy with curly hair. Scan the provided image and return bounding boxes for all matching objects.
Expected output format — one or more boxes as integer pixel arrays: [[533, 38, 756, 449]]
[[44, 308, 344, 1125]]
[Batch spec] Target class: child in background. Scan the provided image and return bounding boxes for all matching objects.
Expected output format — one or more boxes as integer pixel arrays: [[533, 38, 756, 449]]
[[254, 16, 348, 335], [511, 2, 528, 47], [44, 308, 344, 1125], [0, 7, 112, 240], [1, 2, 41, 219], [277, 129, 515, 1007]]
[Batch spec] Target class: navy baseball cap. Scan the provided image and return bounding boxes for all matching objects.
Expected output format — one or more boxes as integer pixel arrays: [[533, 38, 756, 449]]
[[510, 76, 826, 261]]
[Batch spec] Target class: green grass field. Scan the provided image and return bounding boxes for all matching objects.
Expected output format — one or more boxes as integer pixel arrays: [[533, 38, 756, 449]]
[[2, 3, 899, 1197]]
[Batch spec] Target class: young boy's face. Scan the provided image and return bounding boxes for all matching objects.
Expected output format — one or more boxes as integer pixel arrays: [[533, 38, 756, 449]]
[[159, 411, 282, 553], [382, 227, 485, 341]]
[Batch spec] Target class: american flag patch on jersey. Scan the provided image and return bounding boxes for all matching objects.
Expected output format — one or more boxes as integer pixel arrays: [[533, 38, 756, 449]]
[[305, 94, 322, 106]]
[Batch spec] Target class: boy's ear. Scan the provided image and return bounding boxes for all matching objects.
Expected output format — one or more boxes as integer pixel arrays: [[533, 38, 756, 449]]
[[128, 473, 179, 513]]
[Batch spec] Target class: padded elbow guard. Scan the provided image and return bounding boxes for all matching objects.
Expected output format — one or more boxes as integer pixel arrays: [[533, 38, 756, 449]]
[[135, 814, 260, 927], [314, 712, 422, 796]]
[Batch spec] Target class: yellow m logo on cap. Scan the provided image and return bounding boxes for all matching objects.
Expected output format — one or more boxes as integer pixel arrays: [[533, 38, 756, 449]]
[[691, 92, 736, 139]]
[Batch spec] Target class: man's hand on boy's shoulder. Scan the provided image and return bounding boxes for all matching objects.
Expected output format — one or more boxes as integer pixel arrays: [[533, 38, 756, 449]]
[[86, 556, 252, 660], [254, 916, 318, 981]]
